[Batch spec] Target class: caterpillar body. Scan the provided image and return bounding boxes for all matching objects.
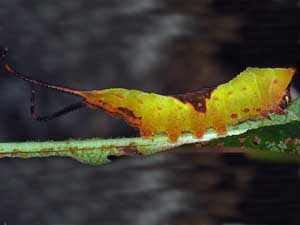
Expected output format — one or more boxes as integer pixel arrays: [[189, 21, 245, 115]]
[[2, 58, 295, 142], [76, 67, 294, 142]]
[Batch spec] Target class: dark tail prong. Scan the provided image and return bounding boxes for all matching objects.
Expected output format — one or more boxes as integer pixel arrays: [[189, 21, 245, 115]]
[[3, 63, 82, 96], [30, 85, 86, 121], [0, 47, 87, 121], [0, 48, 82, 96]]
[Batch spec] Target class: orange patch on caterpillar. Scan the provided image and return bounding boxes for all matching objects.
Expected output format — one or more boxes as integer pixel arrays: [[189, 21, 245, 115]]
[[137, 99, 144, 104], [272, 79, 278, 84], [255, 108, 261, 112], [231, 113, 238, 119]]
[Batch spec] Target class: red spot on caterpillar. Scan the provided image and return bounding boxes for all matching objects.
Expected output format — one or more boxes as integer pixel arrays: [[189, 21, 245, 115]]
[[255, 108, 261, 112], [272, 79, 278, 84], [242, 87, 247, 91], [243, 108, 250, 113], [231, 113, 238, 119], [113, 94, 125, 99], [137, 99, 143, 104]]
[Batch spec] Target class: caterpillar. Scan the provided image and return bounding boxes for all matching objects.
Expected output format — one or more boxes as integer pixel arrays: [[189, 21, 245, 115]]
[[0, 49, 295, 142]]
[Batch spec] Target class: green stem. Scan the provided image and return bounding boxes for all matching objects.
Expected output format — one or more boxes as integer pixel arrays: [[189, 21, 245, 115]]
[[0, 99, 299, 165]]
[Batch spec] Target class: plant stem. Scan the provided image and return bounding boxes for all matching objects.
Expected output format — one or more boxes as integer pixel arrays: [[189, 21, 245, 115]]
[[0, 99, 299, 165]]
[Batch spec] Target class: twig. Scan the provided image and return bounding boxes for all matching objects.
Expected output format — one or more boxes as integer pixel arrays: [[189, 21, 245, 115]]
[[0, 100, 299, 165]]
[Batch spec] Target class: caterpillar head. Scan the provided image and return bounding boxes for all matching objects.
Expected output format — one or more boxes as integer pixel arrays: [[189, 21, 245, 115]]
[[278, 86, 292, 111], [269, 68, 295, 111]]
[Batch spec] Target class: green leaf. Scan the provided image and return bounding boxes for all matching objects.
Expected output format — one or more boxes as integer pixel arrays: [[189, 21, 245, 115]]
[[206, 121, 300, 153]]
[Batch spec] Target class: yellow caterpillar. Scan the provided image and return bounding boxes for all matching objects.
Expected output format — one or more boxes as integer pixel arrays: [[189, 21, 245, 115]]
[[75, 68, 294, 142], [1, 49, 294, 142]]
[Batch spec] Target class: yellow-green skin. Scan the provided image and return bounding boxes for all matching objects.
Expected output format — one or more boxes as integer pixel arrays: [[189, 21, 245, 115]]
[[79, 68, 294, 142]]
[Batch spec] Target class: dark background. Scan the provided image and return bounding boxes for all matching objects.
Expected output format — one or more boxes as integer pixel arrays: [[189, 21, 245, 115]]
[[0, 0, 300, 225]]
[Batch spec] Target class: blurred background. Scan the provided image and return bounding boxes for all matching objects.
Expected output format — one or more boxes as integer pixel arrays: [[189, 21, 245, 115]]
[[0, 0, 300, 225]]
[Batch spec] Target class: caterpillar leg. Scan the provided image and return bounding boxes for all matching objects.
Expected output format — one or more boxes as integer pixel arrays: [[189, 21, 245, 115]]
[[193, 129, 205, 139], [260, 111, 272, 120], [190, 113, 207, 139], [166, 128, 181, 143], [166, 113, 183, 142], [273, 106, 285, 115], [191, 122, 206, 139], [213, 120, 227, 135], [140, 121, 155, 139]]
